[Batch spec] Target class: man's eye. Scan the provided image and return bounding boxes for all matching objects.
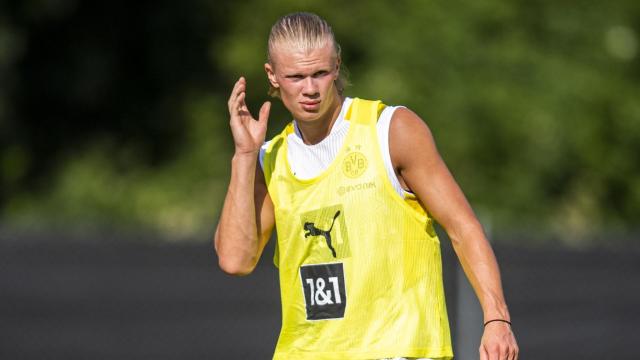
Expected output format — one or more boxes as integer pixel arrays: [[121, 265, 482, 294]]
[[313, 71, 328, 78]]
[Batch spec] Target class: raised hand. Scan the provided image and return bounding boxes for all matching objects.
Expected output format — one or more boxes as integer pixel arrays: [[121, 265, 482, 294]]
[[227, 77, 271, 156]]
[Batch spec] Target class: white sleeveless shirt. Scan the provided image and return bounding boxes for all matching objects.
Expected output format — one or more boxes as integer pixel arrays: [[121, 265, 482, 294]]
[[259, 97, 410, 198]]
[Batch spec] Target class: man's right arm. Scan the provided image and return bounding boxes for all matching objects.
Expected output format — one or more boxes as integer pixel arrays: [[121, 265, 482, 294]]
[[214, 77, 274, 276], [214, 156, 274, 275]]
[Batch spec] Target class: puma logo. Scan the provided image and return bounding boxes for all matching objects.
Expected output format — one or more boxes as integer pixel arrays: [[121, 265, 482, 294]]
[[304, 210, 341, 258]]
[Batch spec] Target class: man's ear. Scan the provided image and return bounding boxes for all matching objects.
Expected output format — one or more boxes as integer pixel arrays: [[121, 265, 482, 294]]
[[334, 56, 341, 79], [265, 63, 279, 89]]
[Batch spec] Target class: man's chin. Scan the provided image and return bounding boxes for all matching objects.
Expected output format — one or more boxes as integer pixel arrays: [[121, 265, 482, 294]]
[[295, 109, 321, 121]]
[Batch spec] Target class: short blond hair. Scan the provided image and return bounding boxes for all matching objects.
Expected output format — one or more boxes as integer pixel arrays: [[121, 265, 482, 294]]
[[267, 12, 348, 98]]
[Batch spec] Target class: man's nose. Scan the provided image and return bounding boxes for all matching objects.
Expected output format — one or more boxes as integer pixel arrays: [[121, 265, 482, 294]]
[[302, 77, 319, 96]]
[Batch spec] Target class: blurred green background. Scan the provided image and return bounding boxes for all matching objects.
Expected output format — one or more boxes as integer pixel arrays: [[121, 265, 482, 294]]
[[1, 0, 639, 246]]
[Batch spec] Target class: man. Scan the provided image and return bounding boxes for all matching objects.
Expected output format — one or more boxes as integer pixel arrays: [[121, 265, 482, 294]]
[[215, 12, 518, 360]]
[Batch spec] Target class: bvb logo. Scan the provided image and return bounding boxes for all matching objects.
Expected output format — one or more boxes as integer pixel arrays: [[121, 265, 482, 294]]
[[342, 152, 368, 178]]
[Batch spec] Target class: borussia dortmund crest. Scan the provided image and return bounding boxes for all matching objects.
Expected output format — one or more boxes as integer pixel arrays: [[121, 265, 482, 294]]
[[342, 151, 368, 178]]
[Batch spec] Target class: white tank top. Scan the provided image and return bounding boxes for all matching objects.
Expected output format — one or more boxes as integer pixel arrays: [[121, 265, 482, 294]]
[[259, 97, 410, 198]]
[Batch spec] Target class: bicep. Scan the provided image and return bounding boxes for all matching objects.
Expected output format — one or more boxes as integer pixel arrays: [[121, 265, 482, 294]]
[[255, 165, 275, 253], [390, 109, 480, 234]]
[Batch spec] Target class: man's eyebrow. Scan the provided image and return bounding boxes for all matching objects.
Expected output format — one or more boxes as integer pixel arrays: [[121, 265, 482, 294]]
[[284, 68, 331, 77]]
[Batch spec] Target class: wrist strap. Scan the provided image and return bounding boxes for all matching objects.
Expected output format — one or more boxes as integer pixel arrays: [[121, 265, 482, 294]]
[[483, 319, 512, 327]]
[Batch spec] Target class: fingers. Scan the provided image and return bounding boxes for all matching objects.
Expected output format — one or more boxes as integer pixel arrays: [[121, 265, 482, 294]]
[[228, 77, 246, 112], [228, 77, 269, 131], [482, 343, 518, 360], [479, 345, 489, 360], [481, 341, 515, 360], [258, 101, 271, 125], [236, 91, 246, 111], [228, 77, 242, 106], [510, 341, 519, 360], [504, 330, 518, 360]]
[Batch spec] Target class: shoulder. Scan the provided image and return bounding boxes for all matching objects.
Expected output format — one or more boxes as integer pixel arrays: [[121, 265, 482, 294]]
[[389, 107, 433, 135], [388, 107, 439, 170]]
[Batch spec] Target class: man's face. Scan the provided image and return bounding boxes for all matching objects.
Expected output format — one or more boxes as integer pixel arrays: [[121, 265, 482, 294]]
[[265, 42, 340, 123]]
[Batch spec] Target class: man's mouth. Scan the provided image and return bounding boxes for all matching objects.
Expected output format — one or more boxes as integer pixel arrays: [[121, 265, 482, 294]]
[[300, 101, 320, 110]]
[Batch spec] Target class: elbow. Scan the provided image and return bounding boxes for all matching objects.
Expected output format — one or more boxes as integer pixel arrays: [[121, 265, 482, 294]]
[[218, 256, 256, 276], [215, 241, 258, 276], [213, 229, 259, 276], [447, 220, 484, 248]]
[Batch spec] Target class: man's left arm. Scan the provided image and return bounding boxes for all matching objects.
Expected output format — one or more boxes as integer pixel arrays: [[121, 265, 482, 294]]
[[389, 108, 519, 360]]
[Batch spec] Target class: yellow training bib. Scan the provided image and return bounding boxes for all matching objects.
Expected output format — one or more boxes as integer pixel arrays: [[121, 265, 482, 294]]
[[262, 98, 453, 360]]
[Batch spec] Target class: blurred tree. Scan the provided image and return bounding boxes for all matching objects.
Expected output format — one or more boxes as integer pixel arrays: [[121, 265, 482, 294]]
[[1, 0, 226, 199], [1, 0, 639, 244]]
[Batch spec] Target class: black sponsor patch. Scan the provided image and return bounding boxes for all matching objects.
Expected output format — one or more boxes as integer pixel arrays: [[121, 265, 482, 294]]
[[299, 263, 347, 320]]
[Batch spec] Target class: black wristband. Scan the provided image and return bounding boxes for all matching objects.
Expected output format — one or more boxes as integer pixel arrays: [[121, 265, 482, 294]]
[[483, 319, 512, 327]]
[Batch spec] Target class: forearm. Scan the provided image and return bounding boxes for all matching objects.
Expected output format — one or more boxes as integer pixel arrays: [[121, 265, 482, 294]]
[[449, 221, 511, 322], [215, 152, 261, 274]]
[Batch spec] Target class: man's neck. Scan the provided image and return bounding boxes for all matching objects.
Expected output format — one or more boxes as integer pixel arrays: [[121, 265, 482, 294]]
[[296, 94, 344, 145]]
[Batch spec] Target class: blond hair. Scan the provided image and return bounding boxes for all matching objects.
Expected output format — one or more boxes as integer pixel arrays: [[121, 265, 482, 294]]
[[267, 12, 349, 97]]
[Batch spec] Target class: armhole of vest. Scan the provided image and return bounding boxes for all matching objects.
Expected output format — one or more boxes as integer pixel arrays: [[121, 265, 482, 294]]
[[376, 101, 385, 120], [262, 123, 294, 186], [260, 137, 281, 268], [261, 138, 279, 186], [372, 105, 431, 226], [378, 106, 413, 199], [259, 141, 269, 172]]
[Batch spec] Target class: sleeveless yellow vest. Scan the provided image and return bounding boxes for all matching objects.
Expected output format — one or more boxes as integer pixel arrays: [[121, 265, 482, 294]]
[[262, 98, 453, 360]]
